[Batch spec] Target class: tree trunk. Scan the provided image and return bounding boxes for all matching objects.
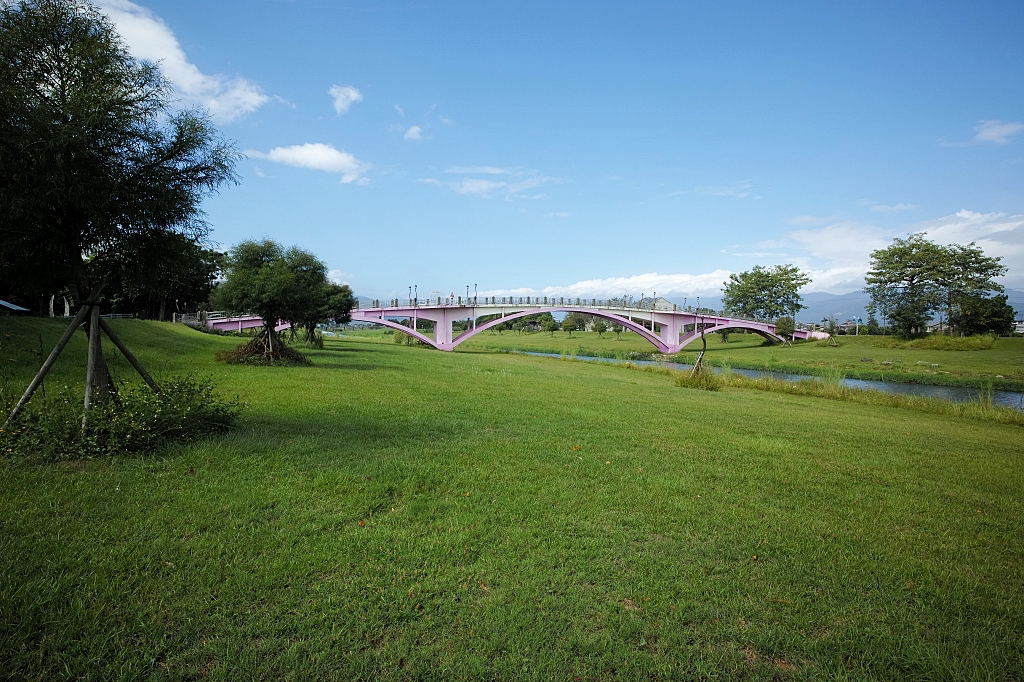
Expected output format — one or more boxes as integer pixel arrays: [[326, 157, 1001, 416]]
[[84, 310, 110, 404], [158, 297, 166, 322]]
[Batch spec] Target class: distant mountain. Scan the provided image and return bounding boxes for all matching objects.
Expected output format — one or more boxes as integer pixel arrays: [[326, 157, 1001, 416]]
[[798, 291, 874, 324], [1006, 289, 1024, 319], [795, 288, 1024, 324]]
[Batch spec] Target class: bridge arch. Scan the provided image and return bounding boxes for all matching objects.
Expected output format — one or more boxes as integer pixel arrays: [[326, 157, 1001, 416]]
[[453, 307, 670, 351], [677, 322, 784, 349], [364, 307, 787, 354], [362, 317, 439, 347]]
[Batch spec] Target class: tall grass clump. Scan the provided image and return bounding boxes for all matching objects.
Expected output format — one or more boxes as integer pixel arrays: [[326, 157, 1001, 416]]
[[873, 334, 997, 351], [718, 373, 1024, 427], [674, 364, 723, 391], [0, 375, 241, 460], [393, 329, 427, 347]]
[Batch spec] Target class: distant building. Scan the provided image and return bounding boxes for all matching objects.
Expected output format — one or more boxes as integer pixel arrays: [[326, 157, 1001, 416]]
[[1015, 320, 1024, 335]]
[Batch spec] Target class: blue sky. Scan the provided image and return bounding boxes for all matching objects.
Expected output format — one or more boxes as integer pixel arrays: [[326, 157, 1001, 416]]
[[98, 0, 1024, 299]]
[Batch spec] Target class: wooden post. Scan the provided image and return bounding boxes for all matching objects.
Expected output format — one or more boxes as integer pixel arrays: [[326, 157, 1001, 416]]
[[4, 304, 90, 427], [98, 318, 159, 393], [82, 304, 102, 432], [4, 284, 105, 428]]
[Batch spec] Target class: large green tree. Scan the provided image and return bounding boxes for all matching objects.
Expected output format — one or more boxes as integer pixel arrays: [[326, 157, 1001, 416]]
[[301, 282, 355, 346], [934, 242, 1007, 333], [212, 240, 331, 361], [103, 231, 225, 320], [0, 0, 238, 306], [0, 0, 237, 406], [865, 235, 1008, 338], [865, 235, 943, 338], [722, 264, 810, 320]]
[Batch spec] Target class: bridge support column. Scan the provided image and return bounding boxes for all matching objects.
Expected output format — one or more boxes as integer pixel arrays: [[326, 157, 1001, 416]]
[[657, 313, 681, 351], [435, 309, 454, 349]]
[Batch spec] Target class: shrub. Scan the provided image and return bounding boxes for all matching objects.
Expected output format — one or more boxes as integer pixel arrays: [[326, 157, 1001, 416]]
[[674, 365, 723, 391], [216, 336, 311, 365], [0, 375, 241, 460], [393, 330, 423, 346]]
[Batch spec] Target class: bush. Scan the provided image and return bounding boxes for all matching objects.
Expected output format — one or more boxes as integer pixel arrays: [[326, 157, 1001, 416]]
[[393, 330, 423, 346], [674, 365, 723, 391], [216, 336, 311, 365], [0, 375, 241, 460]]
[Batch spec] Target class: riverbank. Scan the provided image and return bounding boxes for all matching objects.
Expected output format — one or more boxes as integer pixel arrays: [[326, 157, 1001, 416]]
[[455, 330, 1024, 392]]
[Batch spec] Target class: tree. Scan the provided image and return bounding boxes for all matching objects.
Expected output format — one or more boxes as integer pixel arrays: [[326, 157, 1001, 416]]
[[592, 319, 608, 338], [866, 314, 882, 335], [302, 282, 355, 347], [864, 234, 1008, 338], [1, 0, 236, 421], [864, 235, 944, 338], [934, 242, 1007, 334], [544, 319, 559, 336], [103, 231, 224, 320], [949, 293, 1015, 336], [562, 312, 587, 337], [774, 316, 794, 339], [212, 240, 329, 363], [611, 322, 623, 340], [722, 265, 810, 320]]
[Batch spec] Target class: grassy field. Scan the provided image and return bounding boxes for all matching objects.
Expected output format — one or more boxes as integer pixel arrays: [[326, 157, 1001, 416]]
[[448, 328, 1024, 390], [2, 318, 1023, 680]]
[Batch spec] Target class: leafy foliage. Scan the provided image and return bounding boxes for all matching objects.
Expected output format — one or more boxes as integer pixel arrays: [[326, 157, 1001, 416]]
[[0, 0, 238, 307], [865, 234, 1008, 338], [722, 264, 810, 320], [0, 375, 240, 460], [211, 239, 337, 363], [949, 293, 1015, 337], [103, 231, 225, 319], [774, 316, 795, 338]]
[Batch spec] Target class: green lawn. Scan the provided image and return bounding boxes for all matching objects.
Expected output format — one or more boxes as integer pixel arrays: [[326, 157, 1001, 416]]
[[2, 318, 1022, 680]]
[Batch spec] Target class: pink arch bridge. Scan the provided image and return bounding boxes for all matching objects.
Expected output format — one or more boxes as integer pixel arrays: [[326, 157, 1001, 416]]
[[347, 299, 820, 353]]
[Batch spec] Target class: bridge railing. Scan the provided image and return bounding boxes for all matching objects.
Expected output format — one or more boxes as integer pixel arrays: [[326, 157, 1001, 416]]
[[175, 303, 803, 330], [361, 297, 778, 324]]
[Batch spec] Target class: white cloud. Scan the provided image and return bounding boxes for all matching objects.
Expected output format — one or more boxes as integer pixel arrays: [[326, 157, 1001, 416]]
[[439, 116, 453, 126], [915, 210, 1024, 286], [96, 0, 267, 123], [973, 120, 1024, 145], [546, 211, 572, 218], [419, 173, 559, 199], [696, 182, 752, 198], [327, 269, 352, 285], [403, 125, 423, 140], [867, 202, 917, 213], [329, 85, 362, 114], [754, 209, 1024, 293], [394, 104, 405, 116], [480, 270, 733, 298], [445, 166, 509, 175], [250, 143, 370, 184]]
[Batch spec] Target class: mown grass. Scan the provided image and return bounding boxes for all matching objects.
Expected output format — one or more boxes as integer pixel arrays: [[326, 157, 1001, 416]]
[[1, 318, 1023, 680]]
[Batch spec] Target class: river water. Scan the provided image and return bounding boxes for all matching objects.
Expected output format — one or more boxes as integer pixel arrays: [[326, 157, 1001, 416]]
[[519, 352, 1024, 411]]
